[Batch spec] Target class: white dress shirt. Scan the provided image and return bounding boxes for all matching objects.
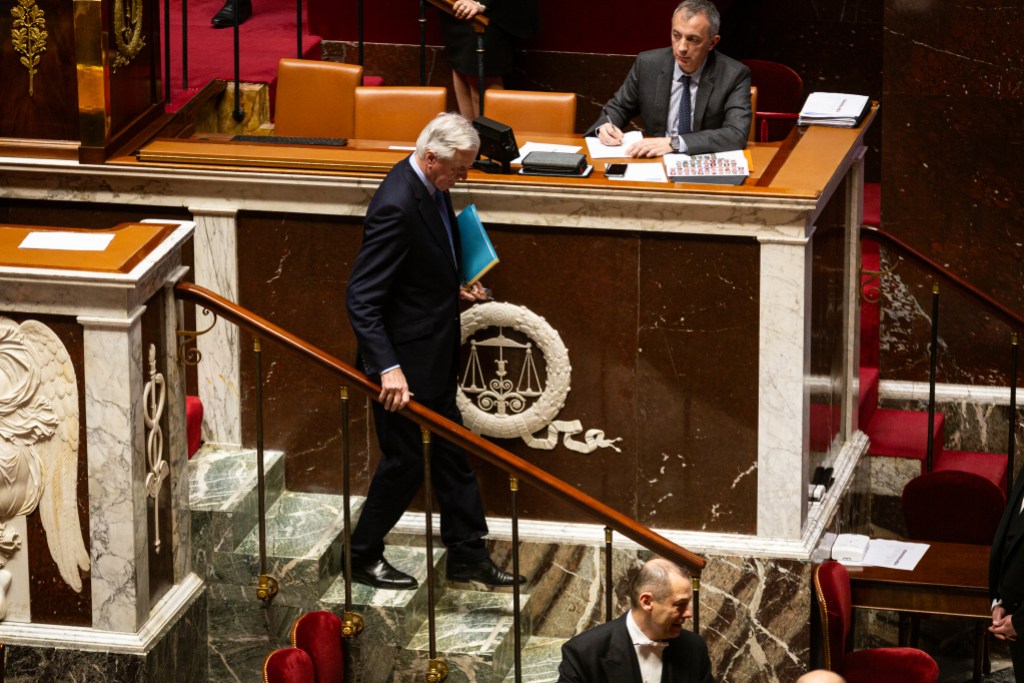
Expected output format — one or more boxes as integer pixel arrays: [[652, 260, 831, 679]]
[[626, 610, 668, 683]]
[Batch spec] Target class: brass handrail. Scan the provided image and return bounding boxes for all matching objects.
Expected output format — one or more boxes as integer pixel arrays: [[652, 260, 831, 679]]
[[174, 281, 706, 575]]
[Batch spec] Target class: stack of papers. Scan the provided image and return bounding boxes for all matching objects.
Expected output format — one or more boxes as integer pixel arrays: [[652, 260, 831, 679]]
[[798, 92, 871, 128]]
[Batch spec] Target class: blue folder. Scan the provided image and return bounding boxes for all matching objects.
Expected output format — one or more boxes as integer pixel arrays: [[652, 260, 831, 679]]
[[457, 204, 499, 285]]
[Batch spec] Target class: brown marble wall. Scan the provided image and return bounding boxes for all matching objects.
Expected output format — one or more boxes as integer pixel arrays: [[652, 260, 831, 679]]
[[880, 2, 1024, 382], [235, 214, 762, 532]]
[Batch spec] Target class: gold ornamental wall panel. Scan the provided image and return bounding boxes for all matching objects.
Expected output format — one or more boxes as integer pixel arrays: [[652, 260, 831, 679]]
[[10, 0, 48, 96]]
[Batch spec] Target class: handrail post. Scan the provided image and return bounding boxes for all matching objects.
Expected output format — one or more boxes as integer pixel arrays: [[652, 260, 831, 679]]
[[181, 0, 188, 89], [340, 387, 364, 638], [510, 475, 522, 683], [1009, 333, 1019, 498], [418, 0, 427, 86], [692, 575, 700, 634], [357, 0, 365, 65], [253, 338, 278, 603], [163, 0, 170, 101], [926, 283, 940, 472], [295, 0, 303, 58], [476, 31, 485, 117], [603, 527, 613, 622], [422, 427, 447, 682], [231, 5, 244, 122]]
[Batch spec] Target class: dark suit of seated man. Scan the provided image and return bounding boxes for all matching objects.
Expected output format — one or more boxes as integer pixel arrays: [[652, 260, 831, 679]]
[[557, 557, 715, 683], [586, 0, 751, 158]]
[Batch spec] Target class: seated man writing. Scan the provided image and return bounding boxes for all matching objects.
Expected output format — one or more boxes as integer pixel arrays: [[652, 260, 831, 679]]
[[557, 557, 715, 683], [586, 0, 752, 158]]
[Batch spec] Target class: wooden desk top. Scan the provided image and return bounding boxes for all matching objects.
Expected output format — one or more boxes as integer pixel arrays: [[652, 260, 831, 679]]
[[124, 104, 877, 202], [0, 222, 179, 273], [846, 541, 991, 619]]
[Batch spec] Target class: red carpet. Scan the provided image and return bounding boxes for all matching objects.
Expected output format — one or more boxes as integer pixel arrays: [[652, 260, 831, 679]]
[[163, 0, 321, 111]]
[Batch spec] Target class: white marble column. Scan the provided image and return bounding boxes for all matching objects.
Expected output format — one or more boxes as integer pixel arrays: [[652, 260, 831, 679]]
[[79, 308, 150, 633], [756, 234, 813, 539], [163, 269, 193, 583], [189, 208, 241, 446]]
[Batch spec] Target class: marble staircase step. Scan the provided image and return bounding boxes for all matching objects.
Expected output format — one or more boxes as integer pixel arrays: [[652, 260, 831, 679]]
[[394, 588, 534, 683], [501, 636, 566, 683], [319, 545, 447, 648], [188, 444, 285, 578], [211, 490, 363, 607]]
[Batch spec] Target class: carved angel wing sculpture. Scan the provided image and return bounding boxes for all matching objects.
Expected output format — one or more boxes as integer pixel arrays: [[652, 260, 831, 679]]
[[0, 317, 90, 596]]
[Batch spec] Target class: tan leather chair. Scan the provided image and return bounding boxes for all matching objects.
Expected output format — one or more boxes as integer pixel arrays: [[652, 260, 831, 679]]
[[274, 59, 363, 139], [482, 89, 577, 135], [353, 86, 447, 142]]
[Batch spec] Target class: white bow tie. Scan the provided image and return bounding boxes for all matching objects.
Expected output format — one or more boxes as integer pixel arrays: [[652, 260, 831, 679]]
[[636, 640, 669, 651]]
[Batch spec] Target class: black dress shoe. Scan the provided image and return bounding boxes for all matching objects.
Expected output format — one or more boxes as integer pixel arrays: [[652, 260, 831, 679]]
[[446, 558, 525, 590], [350, 557, 418, 590], [210, 0, 252, 28]]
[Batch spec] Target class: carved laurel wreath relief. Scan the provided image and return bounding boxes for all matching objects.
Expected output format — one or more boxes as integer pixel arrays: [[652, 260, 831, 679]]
[[112, 0, 145, 70], [0, 318, 90, 620], [10, 0, 47, 96], [458, 302, 621, 454]]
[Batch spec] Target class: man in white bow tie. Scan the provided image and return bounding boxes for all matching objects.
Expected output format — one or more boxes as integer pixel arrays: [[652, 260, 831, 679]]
[[557, 557, 715, 683]]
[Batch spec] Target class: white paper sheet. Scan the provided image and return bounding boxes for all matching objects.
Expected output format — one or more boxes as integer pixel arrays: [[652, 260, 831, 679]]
[[19, 231, 115, 252], [512, 141, 583, 165], [585, 131, 643, 159], [607, 163, 668, 183], [842, 540, 930, 571]]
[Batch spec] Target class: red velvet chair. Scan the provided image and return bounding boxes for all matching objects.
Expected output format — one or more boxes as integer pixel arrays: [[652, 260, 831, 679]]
[[262, 647, 315, 683], [741, 59, 803, 142], [291, 610, 345, 683], [813, 561, 939, 683], [901, 470, 1005, 680], [902, 470, 1005, 545]]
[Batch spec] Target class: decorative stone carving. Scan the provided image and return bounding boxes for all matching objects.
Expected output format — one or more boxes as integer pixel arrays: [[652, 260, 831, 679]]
[[10, 0, 47, 96], [111, 0, 145, 70], [143, 344, 168, 553], [458, 302, 621, 453], [0, 317, 90, 619]]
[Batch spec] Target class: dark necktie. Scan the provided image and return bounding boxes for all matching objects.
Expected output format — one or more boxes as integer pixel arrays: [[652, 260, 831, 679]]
[[433, 190, 456, 261], [677, 74, 692, 135]]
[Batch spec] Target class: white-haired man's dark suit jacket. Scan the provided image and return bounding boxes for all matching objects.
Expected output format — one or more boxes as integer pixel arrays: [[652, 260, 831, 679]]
[[586, 48, 752, 155]]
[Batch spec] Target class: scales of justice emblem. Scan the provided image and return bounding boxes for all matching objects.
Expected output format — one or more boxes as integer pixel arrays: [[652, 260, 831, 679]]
[[457, 302, 621, 454]]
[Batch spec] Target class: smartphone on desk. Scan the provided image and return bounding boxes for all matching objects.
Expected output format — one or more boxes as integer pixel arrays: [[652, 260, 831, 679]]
[[604, 163, 627, 178]]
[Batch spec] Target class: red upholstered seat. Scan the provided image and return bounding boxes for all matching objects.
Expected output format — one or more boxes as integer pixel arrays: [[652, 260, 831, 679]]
[[740, 59, 803, 142], [262, 647, 315, 683], [934, 449, 1008, 493], [814, 561, 939, 682], [903, 470, 1005, 545], [291, 610, 345, 683]]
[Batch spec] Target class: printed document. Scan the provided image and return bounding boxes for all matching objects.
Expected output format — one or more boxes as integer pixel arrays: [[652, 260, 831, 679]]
[[585, 130, 643, 159]]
